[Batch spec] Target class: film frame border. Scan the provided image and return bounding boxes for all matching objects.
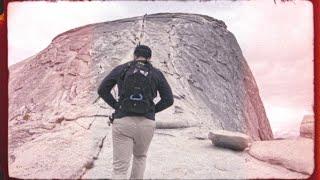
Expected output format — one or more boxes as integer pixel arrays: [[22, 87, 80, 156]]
[[0, 0, 318, 179]]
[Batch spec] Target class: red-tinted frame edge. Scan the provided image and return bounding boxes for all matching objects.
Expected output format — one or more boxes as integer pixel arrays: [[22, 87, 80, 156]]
[[312, 0, 319, 179], [0, 0, 319, 180], [0, 0, 8, 179]]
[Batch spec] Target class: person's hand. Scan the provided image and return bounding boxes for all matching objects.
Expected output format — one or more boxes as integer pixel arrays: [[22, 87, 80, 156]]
[[115, 102, 120, 110], [108, 113, 115, 126]]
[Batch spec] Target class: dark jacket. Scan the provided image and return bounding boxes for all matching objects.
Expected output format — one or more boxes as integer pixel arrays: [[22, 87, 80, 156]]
[[98, 60, 174, 120]]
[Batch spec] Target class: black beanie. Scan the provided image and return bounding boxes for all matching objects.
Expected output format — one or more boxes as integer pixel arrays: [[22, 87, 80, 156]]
[[134, 45, 152, 59]]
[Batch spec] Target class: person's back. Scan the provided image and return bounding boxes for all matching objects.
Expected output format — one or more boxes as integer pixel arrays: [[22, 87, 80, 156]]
[[98, 45, 174, 179]]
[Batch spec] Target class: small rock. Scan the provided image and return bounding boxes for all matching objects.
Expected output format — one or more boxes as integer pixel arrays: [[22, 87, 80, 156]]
[[300, 115, 314, 139], [49, 116, 65, 124], [84, 160, 94, 169], [194, 136, 206, 140], [174, 106, 184, 114], [208, 130, 251, 151], [22, 114, 30, 121], [9, 154, 16, 164]]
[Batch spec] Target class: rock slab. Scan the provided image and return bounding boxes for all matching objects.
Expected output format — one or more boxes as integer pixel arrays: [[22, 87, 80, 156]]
[[208, 130, 251, 151], [248, 138, 314, 175]]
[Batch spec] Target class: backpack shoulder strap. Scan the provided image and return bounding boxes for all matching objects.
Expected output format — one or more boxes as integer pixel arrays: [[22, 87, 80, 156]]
[[119, 61, 135, 81]]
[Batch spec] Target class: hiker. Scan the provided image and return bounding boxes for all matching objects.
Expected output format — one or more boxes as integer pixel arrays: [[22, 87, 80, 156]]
[[98, 45, 174, 179]]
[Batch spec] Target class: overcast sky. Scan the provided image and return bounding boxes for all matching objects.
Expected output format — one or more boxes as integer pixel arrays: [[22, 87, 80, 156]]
[[8, 0, 313, 138]]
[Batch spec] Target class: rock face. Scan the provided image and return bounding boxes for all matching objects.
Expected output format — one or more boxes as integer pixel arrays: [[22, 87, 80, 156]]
[[8, 13, 273, 178], [248, 138, 314, 175], [300, 115, 314, 139], [208, 130, 251, 151]]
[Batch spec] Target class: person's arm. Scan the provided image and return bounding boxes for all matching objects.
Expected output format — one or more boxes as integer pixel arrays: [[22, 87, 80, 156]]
[[155, 71, 174, 113], [97, 65, 122, 109]]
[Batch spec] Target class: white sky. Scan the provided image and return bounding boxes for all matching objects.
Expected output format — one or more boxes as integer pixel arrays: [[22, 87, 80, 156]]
[[8, 0, 314, 138]]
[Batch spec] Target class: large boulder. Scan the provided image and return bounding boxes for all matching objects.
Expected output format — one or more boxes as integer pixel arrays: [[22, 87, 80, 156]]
[[208, 130, 251, 151], [300, 115, 314, 139], [248, 138, 314, 175], [8, 13, 273, 178]]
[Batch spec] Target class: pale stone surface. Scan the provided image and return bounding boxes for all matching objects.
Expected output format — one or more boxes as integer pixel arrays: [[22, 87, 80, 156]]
[[9, 117, 110, 179], [248, 138, 314, 175], [83, 128, 307, 179], [208, 130, 251, 151], [8, 13, 278, 179], [300, 115, 314, 139]]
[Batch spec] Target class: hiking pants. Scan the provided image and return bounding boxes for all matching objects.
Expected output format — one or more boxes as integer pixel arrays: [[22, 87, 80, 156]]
[[111, 116, 156, 179]]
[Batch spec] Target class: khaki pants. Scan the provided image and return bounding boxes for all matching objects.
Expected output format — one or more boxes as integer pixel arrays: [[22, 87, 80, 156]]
[[112, 116, 156, 179]]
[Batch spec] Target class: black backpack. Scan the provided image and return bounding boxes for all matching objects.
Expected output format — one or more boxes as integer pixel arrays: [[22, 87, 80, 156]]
[[118, 61, 154, 114]]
